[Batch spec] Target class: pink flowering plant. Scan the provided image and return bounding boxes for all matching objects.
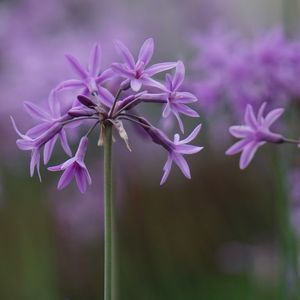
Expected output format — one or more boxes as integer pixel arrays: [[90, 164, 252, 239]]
[[12, 38, 202, 300]]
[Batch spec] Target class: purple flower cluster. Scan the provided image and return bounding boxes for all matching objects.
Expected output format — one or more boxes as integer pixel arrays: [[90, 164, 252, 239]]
[[191, 27, 300, 115], [12, 39, 202, 192]]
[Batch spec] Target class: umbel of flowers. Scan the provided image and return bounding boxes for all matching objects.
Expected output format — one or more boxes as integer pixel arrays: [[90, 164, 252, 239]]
[[12, 38, 202, 300], [12, 38, 203, 191]]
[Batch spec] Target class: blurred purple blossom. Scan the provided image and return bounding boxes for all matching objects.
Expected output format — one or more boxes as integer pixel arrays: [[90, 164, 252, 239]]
[[190, 27, 300, 116]]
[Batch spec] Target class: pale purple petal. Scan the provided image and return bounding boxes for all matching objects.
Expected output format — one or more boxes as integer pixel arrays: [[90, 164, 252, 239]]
[[114, 40, 135, 69], [226, 139, 251, 155], [111, 63, 135, 78], [175, 92, 198, 103], [138, 38, 154, 66], [75, 167, 91, 193], [75, 136, 88, 162], [244, 105, 258, 129], [141, 77, 167, 90], [264, 108, 284, 128], [172, 61, 185, 91], [43, 135, 58, 164], [95, 68, 116, 84], [178, 124, 202, 144], [239, 141, 262, 169], [160, 155, 173, 185], [57, 165, 76, 190], [229, 126, 253, 138], [48, 164, 64, 171], [65, 54, 88, 79], [11, 116, 29, 139], [30, 149, 40, 178], [59, 130, 72, 156], [48, 90, 61, 118], [131, 79, 142, 92], [165, 74, 173, 91], [173, 153, 191, 179], [24, 101, 50, 122], [55, 79, 85, 91], [175, 144, 203, 154], [257, 102, 267, 123], [146, 62, 177, 76], [61, 157, 77, 170], [174, 104, 199, 117], [98, 86, 115, 107], [162, 104, 172, 118], [88, 43, 102, 77], [16, 139, 34, 150], [26, 123, 52, 138], [174, 111, 184, 133]]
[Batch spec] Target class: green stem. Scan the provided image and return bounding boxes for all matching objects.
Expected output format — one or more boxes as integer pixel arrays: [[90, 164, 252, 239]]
[[275, 150, 300, 300], [104, 123, 113, 300]]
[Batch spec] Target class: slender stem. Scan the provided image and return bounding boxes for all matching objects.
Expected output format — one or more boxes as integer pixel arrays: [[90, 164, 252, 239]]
[[274, 149, 300, 300], [283, 137, 299, 145], [104, 123, 113, 300]]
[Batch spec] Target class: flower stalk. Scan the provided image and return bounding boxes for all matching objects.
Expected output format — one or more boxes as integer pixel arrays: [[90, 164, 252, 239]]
[[274, 150, 300, 300], [104, 123, 113, 300]]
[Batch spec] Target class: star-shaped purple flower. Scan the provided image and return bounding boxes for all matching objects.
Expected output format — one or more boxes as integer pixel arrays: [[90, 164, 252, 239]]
[[111, 38, 177, 92], [226, 102, 284, 169], [144, 61, 198, 132], [48, 136, 92, 193], [56, 43, 114, 95], [161, 124, 203, 184], [11, 91, 72, 179]]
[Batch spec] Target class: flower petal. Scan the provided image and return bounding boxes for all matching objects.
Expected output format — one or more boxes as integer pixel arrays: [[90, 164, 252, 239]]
[[174, 111, 184, 133], [172, 61, 185, 91], [146, 62, 177, 76], [11, 116, 29, 139], [95, 68, 115, 84], [88, 43, 102, 77], [24, 101, 50, 121], [160, 154, 173, 185], [111, 63, 135, 78], [55, 79, 85, 91], [229, 126, 252, 138], [244, 105, 258, 129], [114, 40, 135, 69], [98, 86, 115, 107], [75, 166, 91, 193], [174, 104, 199, 117], [130, 78, 142, 92], [239, 141, 262, 169], [65, 54, 88, 79], [59, 130, 72, 156], [138, 38, 154, 66], [264, 108, 284, 128], [173, 153, 191, 179], [178, 124, 202, 144], [175, 144, 203, 154], [175, 92, 198, 103], [43, 135, 58, 164], [225, 139, 250, 155], [57, 165, 76, 190]]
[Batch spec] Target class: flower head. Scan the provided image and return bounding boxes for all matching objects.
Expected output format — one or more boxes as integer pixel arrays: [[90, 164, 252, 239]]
[[48, 136, 91, 193], [111, 38, 177, 91], [226, 103, 284, 169], [145, 61, 198, 132], [56, 43, 114, 95]]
